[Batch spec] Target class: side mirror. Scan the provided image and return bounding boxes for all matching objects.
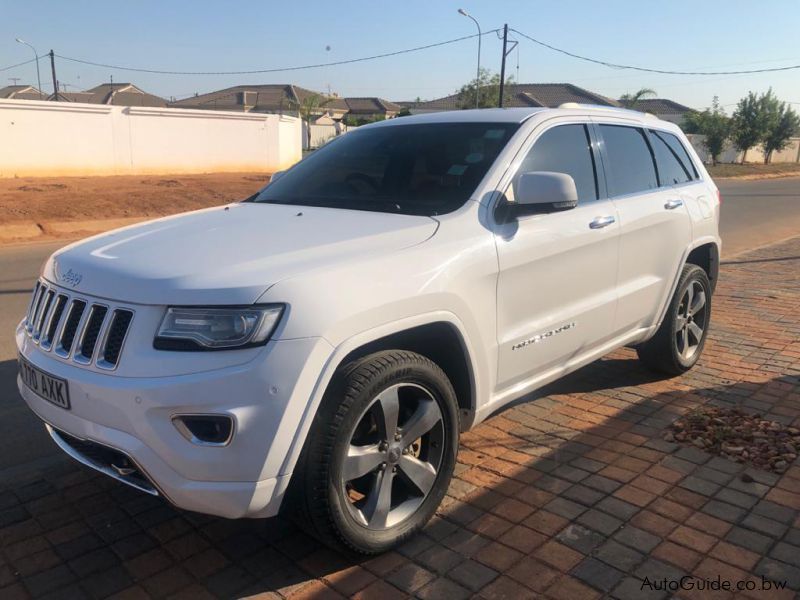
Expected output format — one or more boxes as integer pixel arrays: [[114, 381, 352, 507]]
[[506, 171, 579, 219], [269, 170, 286, 184]]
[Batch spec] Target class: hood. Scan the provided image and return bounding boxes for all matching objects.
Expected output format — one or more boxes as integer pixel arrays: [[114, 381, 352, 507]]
[[44, 203, 439, 305]]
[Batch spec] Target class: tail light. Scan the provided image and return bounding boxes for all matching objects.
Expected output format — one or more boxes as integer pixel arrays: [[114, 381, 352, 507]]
[[716, 189, 722, 205]]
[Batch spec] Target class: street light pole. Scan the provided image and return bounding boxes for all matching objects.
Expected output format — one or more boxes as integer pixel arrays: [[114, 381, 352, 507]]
[[499, 24, 508, 108], [458, 9, 481, 109], [15, 38, 43, 100]]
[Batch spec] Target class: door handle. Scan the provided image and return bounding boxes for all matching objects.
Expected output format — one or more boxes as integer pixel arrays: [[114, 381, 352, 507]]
[[664, 199, 684, 210], [589, 215, 616, 229]]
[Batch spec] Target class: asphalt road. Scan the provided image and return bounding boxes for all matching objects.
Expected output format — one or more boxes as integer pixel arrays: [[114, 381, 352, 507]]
[[718, 177, 800, 256], [1, 176, 798, 473]]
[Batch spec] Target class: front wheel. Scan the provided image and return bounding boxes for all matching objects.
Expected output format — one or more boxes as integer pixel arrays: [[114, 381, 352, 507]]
[[293, 350, 459, 555], [637, 263, 712, 375]]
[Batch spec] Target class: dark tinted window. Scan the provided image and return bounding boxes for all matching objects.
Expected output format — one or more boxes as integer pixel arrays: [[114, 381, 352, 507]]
[[516, 124, 597, 202], [649, 130, 692, 185], [653, 130, 698, 180], [599, 125, 658, 196], [253, 122, 519, 216]]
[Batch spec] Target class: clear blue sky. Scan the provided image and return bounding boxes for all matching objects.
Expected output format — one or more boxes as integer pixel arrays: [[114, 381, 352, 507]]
[[2, 0, 799, 111]]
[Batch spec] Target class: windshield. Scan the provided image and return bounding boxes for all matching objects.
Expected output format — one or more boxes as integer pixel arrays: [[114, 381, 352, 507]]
[[252, 122, 520, 216]]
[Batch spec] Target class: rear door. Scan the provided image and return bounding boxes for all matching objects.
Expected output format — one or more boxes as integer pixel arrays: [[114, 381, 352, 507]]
[[494, 120, 620, 388], [595, 122, 693, 333]]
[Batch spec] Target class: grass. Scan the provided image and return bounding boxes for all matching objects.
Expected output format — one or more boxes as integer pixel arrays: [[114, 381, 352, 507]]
[[707, 162, 800, 178]]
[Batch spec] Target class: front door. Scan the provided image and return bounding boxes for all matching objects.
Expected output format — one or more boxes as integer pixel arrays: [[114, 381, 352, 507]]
[[494, 122, 620, 389]]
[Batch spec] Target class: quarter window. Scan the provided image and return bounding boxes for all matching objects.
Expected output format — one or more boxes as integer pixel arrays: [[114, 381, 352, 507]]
[[652, 130, 698, 180], [515, 124, 598, 203], [599, 125, 658, 196], [649, 130, 692, 185]]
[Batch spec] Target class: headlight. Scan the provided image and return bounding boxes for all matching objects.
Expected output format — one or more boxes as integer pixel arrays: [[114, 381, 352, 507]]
[[154, 305, 284, 350]]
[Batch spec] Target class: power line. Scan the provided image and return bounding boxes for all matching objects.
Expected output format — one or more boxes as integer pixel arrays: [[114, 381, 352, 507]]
[[53, 30, 500, 76], [510, 27, 800, 75], [0, 56, 40, 73]]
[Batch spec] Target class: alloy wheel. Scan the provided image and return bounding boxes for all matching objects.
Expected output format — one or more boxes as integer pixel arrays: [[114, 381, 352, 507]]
[[341, 383, 444, 530], [674, 280, 707, 361]]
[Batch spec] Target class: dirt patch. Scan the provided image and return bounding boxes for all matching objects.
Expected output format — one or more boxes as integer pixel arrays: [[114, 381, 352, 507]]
[[149, 179, 183, 187], [665, 406, 800, 473], [0, 172, 272, 244], [16, 183, 67, 192]]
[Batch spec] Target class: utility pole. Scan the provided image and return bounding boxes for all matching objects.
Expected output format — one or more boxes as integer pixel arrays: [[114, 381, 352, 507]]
[[9, 77, 21, 86], [49, 50, 58, 100], [499, 24, 508, 108]]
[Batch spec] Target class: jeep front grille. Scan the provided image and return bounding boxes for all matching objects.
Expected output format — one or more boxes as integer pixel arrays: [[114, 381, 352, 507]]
[[24, 281, 134, 370]]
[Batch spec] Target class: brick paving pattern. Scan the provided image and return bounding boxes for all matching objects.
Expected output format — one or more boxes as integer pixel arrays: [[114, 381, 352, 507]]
[[1, 236, 799, 599]]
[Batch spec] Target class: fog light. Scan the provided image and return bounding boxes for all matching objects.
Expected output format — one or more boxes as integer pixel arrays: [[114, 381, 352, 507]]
[[172, 415, 234, 446]]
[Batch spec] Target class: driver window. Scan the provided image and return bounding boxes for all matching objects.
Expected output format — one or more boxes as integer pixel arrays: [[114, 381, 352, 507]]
[[510, 124, 598, 203]]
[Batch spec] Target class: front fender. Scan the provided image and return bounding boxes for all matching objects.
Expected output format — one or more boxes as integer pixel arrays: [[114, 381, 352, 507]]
[[275, 310, 484, 486]]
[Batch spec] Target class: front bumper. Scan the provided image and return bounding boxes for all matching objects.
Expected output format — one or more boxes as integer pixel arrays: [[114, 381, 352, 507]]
[[16, 321, 333, 518]]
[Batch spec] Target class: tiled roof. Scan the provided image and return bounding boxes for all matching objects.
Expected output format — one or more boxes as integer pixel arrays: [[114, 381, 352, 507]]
[[168, 84, 346, 113], [0, 85, 46, 100], [342, 97, 403, 114], [628, 98, 694, 114], [398, 83, 621, 110], [52, 92, 94, 102], [46, 83, 166, 107]]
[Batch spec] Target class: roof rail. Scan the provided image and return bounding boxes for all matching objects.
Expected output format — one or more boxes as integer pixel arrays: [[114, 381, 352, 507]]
[[557, 102, 660, 120]]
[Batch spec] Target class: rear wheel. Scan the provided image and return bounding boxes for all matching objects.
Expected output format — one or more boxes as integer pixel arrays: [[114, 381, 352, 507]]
[[637, 264, 711, 375], [293, 350, 459, 554]]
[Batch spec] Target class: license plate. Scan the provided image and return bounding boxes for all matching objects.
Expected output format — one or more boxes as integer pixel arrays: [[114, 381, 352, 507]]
[[18, 356, 71, 409]]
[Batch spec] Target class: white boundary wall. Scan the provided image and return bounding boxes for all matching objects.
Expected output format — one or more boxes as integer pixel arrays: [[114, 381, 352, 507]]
[[0, 98, 302, 178], [686, 133, 800, 164]]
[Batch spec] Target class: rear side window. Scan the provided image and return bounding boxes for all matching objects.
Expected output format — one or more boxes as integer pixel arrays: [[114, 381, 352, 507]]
[[651, 130, 698, 181], [649, 130, 692, 185], [516, 124, 598, 202], [599, 125, 658, 196]]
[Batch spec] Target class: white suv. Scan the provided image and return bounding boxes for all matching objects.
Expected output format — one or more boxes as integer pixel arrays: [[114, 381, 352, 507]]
[[17, 105, 720, 554]]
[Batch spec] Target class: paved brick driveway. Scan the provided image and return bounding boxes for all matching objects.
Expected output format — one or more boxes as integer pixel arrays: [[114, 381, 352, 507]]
[[1, 237, 799, 600]]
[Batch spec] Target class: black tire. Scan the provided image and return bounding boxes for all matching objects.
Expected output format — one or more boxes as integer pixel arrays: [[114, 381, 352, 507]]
[[292, 350, 459, 555], [637, 263, 712, 375]]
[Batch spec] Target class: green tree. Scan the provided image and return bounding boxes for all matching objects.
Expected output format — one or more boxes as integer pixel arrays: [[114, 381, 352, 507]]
[[683, 97, 732, 165], [762, 97, 800, 164], [619, 88, 657, 110], [456, 68, 514, 109], [343, 114, 386, 127], [295, 93, 324, 149], [731, 91, 771, 163]]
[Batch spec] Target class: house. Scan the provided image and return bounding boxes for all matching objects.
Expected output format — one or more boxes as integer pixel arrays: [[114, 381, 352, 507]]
[[0, 85, 46, 100], [169, 84, 349, 121], [49, 83, 167, 107], [168, 85, 405, 124], [623, 98, 694, 125], [340, 97, 403, 123], [398, 83, 620, 113]]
